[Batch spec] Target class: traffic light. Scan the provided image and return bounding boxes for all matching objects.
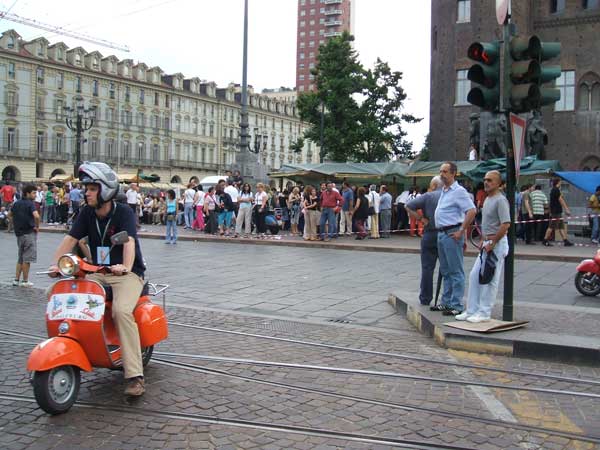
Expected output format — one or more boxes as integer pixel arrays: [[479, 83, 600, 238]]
[[508, 35, 561, 112], [467, 41, 501, 111]]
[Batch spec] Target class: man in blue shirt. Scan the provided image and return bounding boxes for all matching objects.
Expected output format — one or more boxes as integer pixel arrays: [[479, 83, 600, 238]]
[[69, 183, 83, 218], [379, 185, 393, 238], [433, 162, 477, 316]]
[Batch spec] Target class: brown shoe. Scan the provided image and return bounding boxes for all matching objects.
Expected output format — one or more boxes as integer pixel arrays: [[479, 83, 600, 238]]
[[124, 377, 145, 396]]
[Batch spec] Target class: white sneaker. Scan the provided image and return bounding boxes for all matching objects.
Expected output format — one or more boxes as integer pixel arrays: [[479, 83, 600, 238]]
[[20, 281, 34, 287], [593, 239, 599, 244], [12, 279, 20, 286], [455, 312, 470, 321], [467, 314, 490, 323]]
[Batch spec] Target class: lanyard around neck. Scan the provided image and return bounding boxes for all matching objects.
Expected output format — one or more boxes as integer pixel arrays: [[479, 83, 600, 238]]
[[96, 202, 116, 246]]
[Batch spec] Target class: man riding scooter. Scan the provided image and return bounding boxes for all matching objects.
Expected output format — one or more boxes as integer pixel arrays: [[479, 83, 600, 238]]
[[48, 162, 147, 397]]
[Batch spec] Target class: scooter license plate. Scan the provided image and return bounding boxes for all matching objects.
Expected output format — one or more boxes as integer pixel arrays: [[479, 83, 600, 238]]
[[47, 293, 105, 322]]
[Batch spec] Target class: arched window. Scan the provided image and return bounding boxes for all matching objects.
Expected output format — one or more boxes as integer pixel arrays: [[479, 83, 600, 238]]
[[579, 84, 590, 110], [592, 83, 600, 110]]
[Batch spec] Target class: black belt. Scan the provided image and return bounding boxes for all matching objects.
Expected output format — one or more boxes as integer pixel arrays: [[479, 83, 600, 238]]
[[436, 223, 462, 232]]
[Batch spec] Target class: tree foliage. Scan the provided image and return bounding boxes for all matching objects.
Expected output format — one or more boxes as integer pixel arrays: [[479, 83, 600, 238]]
[[417, 133, 431, 161], [297, 32, 421, 162]]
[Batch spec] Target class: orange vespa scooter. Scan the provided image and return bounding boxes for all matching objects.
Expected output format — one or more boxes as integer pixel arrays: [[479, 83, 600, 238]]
[[27, 231, 169, 414]]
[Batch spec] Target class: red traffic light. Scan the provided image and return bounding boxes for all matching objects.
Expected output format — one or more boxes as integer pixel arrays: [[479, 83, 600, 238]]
[[468, 42, 499, 65]]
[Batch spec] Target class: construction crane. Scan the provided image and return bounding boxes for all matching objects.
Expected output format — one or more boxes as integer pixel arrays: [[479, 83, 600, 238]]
[[0, 11, 130, 52]]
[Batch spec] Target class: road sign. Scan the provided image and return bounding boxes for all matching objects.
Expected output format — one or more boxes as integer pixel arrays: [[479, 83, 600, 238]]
[[510, 113, 526, 180], [496, 0, 509, 25]]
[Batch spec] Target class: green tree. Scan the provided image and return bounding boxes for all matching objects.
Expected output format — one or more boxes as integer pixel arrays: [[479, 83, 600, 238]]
[[297, 32, 365, 162], [417, 133, 431, 161], [355, 59, 421, 162]]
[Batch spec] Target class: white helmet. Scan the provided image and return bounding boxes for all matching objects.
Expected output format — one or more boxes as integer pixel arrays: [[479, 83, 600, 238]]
[[78, 161, 119, 203]]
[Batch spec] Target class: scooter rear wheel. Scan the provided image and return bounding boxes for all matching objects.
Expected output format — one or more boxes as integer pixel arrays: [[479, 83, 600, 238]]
[[575, 272, 600, 296], [32, 365, 80, 415], [141, 345, 154, 367]]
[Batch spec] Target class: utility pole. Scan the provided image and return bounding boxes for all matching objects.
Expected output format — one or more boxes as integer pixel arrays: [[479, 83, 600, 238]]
[[65, 100, 95, 177]]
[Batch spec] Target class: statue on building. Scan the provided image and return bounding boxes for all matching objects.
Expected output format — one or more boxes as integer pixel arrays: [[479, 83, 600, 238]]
[[482, 114, 506, 160], [469, 113, 480, 150], [526, 110, 548, 159]]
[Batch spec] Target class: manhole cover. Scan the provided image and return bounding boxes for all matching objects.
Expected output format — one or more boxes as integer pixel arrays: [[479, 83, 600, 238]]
[[327, 318, 352, 324]]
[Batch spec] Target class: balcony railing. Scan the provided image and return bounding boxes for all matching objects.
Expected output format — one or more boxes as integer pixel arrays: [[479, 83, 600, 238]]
[[324, 9, 342, 15], [324, 31, 342, 38], [0, 148, 34, 158], [324, 20, 342, 27], [6, 105, 17, 116], [324, 0, 342, 4], [37, 151, 71, 161], [170, 159, 219, 170]]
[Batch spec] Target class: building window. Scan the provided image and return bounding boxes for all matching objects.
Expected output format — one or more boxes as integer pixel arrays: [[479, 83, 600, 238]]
[[107, 138, 115, 158], [55, 133, 64, 154], [165, 94, 170, 108], [7, 36, 15, 49], [56, 99, 64, 120], [584, 0, 599, 9], [592, 84, 600, 110], [8, 62, 15, 79], [457, 0, 471, 23], [36, 95, 45, 119], [123, 141, 130, 160], [90, 137, 98, 158], [154, 92, 159, 106], [75, 53, 81, 65], [7, 127, 16, 152], [177, 97, 181, 111], [93, 57, 99, 69], [37, 131, 45, 153], [153, 144, 159, 161], [109, 82, 115, 99], [164, 116, 170, 130], [550, 0, 566, 13], [209, 124, 214, 137], [76, 76, 81, 93], [57, 73, 63, 89], [57, 47, 63, 60], [300, 9, 306, 16], [6, 90, 17, 116], [125, 86, 130, 102], [139, 89, 145, 104], [555, 70, 575, 111], [300, 20, 305, 27], [579, 84, 590, 111], [176, 118, 181, 132], [137, 142, 144, 159], [92, 80, 98, 97], [36, 67, 44, 84], [455, 69, 470, 105]]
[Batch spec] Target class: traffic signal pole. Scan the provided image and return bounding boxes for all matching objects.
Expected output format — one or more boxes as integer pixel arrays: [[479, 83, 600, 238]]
[[501, 15, 515, 322]]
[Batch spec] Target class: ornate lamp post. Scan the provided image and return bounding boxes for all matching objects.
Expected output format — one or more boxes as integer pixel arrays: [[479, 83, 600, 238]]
[[64, 98, 95, 177]]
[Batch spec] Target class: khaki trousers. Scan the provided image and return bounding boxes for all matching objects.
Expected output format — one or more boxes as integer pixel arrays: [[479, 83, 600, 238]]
[[87, 272, 144, 379], [339, 211, 353, 234], [370, 214, 380, 238], [305, 209, 318, 238]]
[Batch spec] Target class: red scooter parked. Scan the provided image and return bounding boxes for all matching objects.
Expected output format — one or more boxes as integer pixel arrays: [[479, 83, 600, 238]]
[[27, 231, 169, 414], [575, 249, 600, 296]]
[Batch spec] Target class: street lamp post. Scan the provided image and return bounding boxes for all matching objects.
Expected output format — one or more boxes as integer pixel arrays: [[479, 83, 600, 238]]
[[64, 99, 95, 177]]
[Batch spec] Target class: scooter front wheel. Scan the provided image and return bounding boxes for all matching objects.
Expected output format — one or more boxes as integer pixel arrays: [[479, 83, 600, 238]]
[[575, 272, 600, 296], [32, 365, 80, 415]]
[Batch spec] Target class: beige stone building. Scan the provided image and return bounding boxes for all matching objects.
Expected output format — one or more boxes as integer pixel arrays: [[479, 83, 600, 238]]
[[0, 29, 315, 183]]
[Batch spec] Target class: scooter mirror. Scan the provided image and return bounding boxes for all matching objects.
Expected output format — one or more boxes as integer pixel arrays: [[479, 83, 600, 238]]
[[110, 231, 129, 246]]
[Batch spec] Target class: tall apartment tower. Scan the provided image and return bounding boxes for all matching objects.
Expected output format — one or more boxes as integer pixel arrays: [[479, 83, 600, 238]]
[[296, 0, 354, 93]]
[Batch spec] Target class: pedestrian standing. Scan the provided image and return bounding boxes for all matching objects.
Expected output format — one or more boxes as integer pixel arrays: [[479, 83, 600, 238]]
[[192, 186, 205, 231], [319, 182, 344, 241], [34, 185, 43, 214], [395, 187, 410, 232], [254, 183, 269, 236], [69, 183, 83, 220], [367, 184, 380, 239], [457, 171, 511, 323], [588, 185, 600, 244], [165, 189, 178, 244], [379, 185, 393, 238], [520, 184, 535, 245], [407, 187, 422, 237], [235, 183, 253, 237], [204, 187, 218, 235], [351, 187, 369, 240], [46, 187, 56, 224], [8, 184, 40, 287], [183, 183, 196, 229], [288, 187, 301, 236], [543, 178, 574, 247], [529, 184, 548, 242], [432, 162, 477, 316], [339, 182, 354, 236], [405, 176, 442, 306], [224, 180, 239, 232], [302, 185, 319, 241]]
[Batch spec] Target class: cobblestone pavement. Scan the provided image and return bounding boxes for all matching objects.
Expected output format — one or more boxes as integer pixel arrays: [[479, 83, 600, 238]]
[[0, 287, 599, 449]]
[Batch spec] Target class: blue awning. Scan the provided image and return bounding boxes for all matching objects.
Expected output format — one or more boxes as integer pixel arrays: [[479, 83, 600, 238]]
[[555, 171, 600, 194]]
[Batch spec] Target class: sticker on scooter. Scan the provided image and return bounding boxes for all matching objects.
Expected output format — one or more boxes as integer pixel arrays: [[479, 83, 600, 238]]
[[47, 293, 105, 321]]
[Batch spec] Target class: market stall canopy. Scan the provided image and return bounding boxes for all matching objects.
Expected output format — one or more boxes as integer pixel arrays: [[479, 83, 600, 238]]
[[269, 162, 411, 180], [555, 171, 600, 194], [117, 173, 140, 183], [50, 174, 75, 182], [465, 157, 561, 183], [406, 160, 481, 178]]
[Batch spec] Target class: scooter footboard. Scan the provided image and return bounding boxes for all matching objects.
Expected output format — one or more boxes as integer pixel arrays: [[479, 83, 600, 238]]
[[27, 337, 92, 372], [135, 302, 168, 347]]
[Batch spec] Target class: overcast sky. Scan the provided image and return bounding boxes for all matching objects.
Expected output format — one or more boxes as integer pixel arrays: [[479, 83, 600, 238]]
[[0, 0, 431, 151]]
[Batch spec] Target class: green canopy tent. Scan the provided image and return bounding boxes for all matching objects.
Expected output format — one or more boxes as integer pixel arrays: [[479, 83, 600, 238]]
[[269, 162, 411, 184], [465, 157, 562, 183]]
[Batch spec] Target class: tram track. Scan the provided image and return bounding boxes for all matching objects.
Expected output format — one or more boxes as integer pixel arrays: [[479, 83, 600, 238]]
[[0, 392, 477, 450], [1, 330, 600, 445]]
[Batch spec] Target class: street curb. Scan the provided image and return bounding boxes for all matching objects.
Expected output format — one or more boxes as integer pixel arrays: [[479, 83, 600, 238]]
[[38, 227, 584, 262], [388, 294, 600, 366]]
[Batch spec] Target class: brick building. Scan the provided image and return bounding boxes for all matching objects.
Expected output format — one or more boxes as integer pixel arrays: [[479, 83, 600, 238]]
[[296, 0, 354, 93], [430, 0, 600, 170]]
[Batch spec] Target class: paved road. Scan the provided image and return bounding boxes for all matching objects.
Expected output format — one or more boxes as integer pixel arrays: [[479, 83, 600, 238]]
[[0, 232, 597, 329]]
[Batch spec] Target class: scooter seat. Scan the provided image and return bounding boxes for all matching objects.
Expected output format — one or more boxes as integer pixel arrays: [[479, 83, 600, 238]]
[[103, 282, 150, 302]]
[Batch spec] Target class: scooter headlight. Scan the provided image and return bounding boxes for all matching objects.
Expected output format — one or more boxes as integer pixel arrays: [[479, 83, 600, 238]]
[[58, 322, 70, 334], [57, 255, 78, 277]]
